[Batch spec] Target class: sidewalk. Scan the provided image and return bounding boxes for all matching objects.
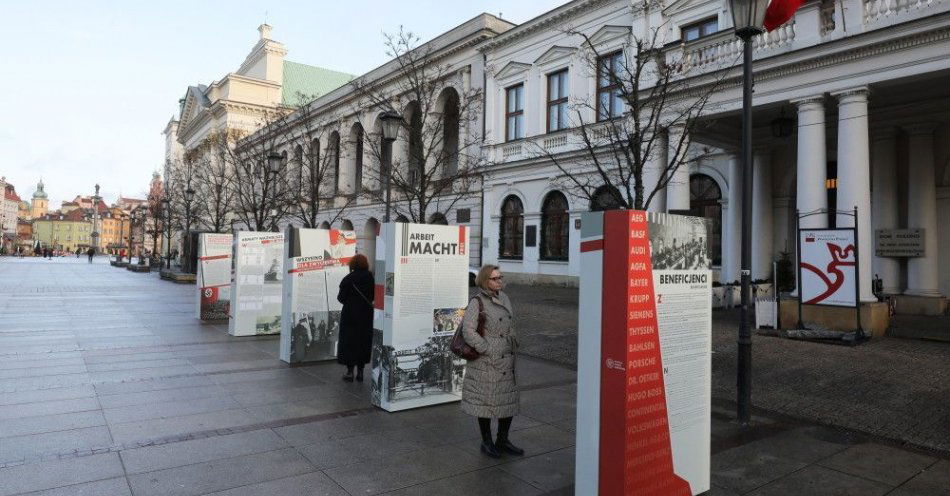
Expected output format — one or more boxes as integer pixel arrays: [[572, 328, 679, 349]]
[[0, 257, 946, 495]]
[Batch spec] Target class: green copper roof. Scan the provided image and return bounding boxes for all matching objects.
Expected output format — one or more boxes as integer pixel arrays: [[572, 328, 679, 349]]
[[282, 61, 354, 107]]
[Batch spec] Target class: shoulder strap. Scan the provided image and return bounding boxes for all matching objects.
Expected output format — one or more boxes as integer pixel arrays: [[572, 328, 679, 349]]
[[471, 296, 486, 336]]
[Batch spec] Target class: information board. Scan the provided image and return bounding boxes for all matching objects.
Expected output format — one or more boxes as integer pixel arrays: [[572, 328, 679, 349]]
[[799, 228, 857, 307], [280, 227, 357, 364], [576, 210, 711, 496], [875, 228, 924, 257], [370, 222, 470, 412], [196, 233, 233, 321], [229, 231, 285, 336]]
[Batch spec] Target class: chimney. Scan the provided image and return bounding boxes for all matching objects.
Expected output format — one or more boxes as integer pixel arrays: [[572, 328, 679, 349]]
[[258, 23, 272, 41]]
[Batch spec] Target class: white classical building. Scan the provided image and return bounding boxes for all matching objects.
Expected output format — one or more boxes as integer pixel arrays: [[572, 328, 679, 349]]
[[470, 0, 950, 316], [254, 14, 516, 266]]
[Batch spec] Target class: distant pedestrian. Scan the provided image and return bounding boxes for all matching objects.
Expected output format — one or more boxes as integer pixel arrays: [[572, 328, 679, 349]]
[[336, 254, 374, 382], [75, 248, 81, 258], [460, 265, 523, 459], [87, 247, 95, 263]]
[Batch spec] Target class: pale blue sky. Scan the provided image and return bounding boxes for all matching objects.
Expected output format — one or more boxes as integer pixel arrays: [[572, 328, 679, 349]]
[[0, 0, 564, 208]]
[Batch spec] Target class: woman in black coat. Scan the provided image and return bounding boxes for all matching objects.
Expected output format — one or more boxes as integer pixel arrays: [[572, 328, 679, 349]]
[[336, 254, 375, 382]]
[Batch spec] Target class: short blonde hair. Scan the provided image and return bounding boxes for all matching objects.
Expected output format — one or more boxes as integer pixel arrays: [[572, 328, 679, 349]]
[[475, 264, 500, 290]]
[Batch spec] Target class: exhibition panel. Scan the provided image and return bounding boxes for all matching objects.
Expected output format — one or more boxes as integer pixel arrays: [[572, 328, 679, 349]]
[[371, 222, 470, 412], [280, 226, 357, 364], [196, 233, 233, 321], [228, 231, 285, 336], [576, 210, 712, 496]]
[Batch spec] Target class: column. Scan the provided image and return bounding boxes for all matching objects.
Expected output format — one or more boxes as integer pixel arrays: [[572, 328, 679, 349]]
[[870, 127, 900, 294], [791, 96, 827, 296], [904, 123, 941, 296], [792, 96, 828, 227], [773, 197, 791, 255], [752, 149, 774, 280], [723, 154, 742, 284], [832, 87, 873, 302], [644, 131, 667, 212], [666, 123, 690, 212]]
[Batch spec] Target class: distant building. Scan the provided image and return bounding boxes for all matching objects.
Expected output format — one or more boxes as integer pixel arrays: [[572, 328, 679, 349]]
[[2, 179, 20, 236], [30, 180, 49, 219], [33, 209, 93, 253]]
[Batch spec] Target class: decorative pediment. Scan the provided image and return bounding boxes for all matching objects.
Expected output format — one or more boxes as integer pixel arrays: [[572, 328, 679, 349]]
[[586, 25, 632, 47], [534, 46, 576, 66], [494, 61, 531, 81], [663, 0, 717, 16]]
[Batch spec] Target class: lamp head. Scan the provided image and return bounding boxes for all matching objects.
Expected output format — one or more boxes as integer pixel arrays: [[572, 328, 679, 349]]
[[379, 110, 403, 142], [729, 0, 768, 39]]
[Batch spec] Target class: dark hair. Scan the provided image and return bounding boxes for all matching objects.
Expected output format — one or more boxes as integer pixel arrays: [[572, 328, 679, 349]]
[[349, 253, 369, 271]]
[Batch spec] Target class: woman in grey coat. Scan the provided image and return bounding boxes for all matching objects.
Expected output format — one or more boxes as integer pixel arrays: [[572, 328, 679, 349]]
[[460, 264, 523, 458]]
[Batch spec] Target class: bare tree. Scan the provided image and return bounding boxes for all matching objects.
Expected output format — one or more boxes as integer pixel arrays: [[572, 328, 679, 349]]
[[280, 92, 356, 228], [351, 27, 489, 223], [188, 135, 236, 233], [163, 157, 198, 247], [528, 23, 730, 210]]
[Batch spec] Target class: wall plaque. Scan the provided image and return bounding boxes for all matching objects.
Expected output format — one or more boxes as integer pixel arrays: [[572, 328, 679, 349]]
[[875, 229, 924, 257]]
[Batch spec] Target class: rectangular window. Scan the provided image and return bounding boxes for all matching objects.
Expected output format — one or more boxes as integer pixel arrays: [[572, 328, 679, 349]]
[[682, 17, 719, 42], [547, 70, 569, 132], [596, 52, 624, 121], [505, 84, 524, 141]]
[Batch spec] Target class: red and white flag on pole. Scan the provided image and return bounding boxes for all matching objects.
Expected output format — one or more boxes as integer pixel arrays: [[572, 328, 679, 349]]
[[764, 0, 806, 31]]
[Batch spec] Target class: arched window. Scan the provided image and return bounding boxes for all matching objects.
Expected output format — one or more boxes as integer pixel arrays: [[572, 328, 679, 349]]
[[407, 102, 423, 186], [429, 212, 448, 225], [395, 214, 409, 223], [590, 185, 624, 211], [341, 219, 354, 231], [319, 221, 331, 229], [328, 132, 341, 195], [689, 174, 722, 265], [499, 195, 524, 259], [352, 124, 364, 195], [541, 191, 569, 261], [440, 89, 460, 177]]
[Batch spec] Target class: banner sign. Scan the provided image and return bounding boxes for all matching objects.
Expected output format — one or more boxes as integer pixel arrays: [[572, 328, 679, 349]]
[[370, 222, 470, 412], [576, 210, 711, 496], [229, 231, 285, 336], [875, 228, 924, 257], [196, 233, 233, 321], [799, 228, 857, 307], [280, 227, 357, 364]]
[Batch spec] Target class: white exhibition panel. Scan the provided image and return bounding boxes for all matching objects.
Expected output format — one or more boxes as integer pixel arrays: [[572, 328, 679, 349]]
[[229, 231, 285, 337], [575, 210, 711, 496], [280, 227, 357, 364], [196, 233, 233, 321], [799, 228, 858, 307], [370, 222, 470, 412]]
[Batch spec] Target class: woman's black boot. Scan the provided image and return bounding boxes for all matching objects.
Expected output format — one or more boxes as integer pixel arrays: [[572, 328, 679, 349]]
[[496, 417, 524, 456], [356, 366, 365, 382], [342, 365, 354, 382], [478, 418, 501, 458]]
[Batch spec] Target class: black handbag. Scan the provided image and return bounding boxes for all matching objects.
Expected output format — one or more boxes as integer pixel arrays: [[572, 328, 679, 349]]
[[451, 297, 485, 360]]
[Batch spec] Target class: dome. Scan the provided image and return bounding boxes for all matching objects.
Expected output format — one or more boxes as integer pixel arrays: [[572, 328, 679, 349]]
[[32, 179, 48, 199]]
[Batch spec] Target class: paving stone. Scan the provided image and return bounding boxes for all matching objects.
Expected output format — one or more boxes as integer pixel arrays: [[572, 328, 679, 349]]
[[109, 408, 259, 445], [894, 459, 950, 496], [203, 472, 348, 496], [0, 425, 113, 463], [0, 453, 124, 496], [497, 446, 575, 492], [120, 428, 288, 474], [818, 443, 937, 486], [710, 440, 809, 493], [16, 477, 131, 496], [0, 396, 99, 421], [85, 358, 191, 372], [103, 394, 241, 424], [126, 448, 314, 496], [454, 423, 575, 458], [274, 411, 412, 446], [0, 410, 106, 438], [747, 465, 892, 495], [96, 384, 230, 409], [296, 432, 426, 470], [323, 444, 495, 495], [385, 467, 544, 495]]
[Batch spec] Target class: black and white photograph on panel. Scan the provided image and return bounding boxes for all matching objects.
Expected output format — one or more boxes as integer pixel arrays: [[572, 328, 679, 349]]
[[648, 212, 712, 271]]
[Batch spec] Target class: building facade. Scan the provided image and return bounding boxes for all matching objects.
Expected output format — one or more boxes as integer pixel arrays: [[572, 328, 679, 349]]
[[33, 209, 93, 253], [468, 0, 950, 315]]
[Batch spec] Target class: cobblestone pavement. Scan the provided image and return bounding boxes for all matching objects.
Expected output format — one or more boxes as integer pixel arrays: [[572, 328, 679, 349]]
[[506, 283, 950, 455], [1, 258, 948, 495]]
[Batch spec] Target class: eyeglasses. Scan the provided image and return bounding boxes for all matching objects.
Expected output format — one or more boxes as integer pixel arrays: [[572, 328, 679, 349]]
[[489, 276, 504, 281]]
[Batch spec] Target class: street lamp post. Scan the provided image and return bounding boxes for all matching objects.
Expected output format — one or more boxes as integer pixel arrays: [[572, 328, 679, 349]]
[[184, 185, 195, 272], [91, 184, 101, 255], [127, 210, 136, 264], [162, 196, 171, 269], [138, 209, 148, 265], [729, 0, 768, 425], [379, 111, 402, 223], [266, 151, 282, 232]]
